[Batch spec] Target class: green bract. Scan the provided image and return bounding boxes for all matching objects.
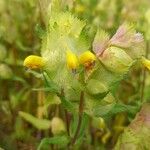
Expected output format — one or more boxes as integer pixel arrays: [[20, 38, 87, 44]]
[[99, 46, 133, 74]]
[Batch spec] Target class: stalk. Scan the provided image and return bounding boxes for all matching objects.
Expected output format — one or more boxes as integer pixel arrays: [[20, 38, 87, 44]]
[[71, 91, 84, 145]]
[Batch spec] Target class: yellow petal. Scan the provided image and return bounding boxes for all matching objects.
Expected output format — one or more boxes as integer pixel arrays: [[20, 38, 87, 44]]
[[66, 50, 79, 70], [23, 55, 45, 69], [141, 57, 150, 70], [79, 51, 96, 65]]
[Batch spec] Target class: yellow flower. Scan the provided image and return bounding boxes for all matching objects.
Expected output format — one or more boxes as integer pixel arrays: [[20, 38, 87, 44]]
[[66, 50, 79, 71], [79, 51, 96, 69], [23, 55, 45, 69], [141, 57, 150, 70]]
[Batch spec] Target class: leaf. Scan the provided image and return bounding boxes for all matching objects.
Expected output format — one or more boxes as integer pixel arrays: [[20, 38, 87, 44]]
[[19, 111, 51, 130], [86, 79, 108, 99], [45, 94, 61, 107], [12, 76, 28, 85], [85, 92, 116, 117], [78, 113, 89, 137], [110, 23, 144, 49], [103, 103, 138, 119], [87, 61, 123, 90], [92, 29, 110, 56], [59, 96, 76, 113], [110, 23, 135, 47], [70, 113, 78, 137], [41, 72, 60, 93], [109, 23, 145, 59], [37, 135, 70, 150], [93, 102, 116, 117]]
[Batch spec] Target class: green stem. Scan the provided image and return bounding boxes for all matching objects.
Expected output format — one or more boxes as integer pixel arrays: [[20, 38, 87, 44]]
[[71, 91, 84, 145], [61, 89, 70, 136]]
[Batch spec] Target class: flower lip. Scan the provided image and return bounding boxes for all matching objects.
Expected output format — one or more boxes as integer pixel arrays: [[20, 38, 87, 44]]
[[66, 50, 79, 71], [23, 55, 45, 69], [79, 51, 96, 65]]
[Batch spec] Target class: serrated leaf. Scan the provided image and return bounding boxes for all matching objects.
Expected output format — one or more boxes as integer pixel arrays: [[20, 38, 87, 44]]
[[103, 103, 138, 119], [40, 11, 87, 89], [37, 135, 70, 150], [110, 23, 145, 58], [110, 23, 136, 48], [93, 102, 116, 117], [85, 92, 116, 117], [19, 111, 51, 130]]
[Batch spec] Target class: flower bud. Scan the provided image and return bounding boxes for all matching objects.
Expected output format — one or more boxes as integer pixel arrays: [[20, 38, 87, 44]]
[[66, 50, 79, 71], [79, 51, 96, 69], [23, 55, 45, 69], [141, 57, 150, 70], [51, 117, 66, 135]]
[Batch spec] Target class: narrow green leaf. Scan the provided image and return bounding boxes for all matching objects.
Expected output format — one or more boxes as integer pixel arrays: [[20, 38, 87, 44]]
[[19, 111, 51, 130], [78, 113, 89, 137], [37, 135, 70, 150]]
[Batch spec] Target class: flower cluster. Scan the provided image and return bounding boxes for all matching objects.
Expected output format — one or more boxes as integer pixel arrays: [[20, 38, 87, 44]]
[[24, 50, 96, 72], [66, 50, 96, 72]]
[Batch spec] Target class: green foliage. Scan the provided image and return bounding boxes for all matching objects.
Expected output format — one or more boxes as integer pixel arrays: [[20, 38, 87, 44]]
[[19, 111, 51, 130], [37, 135, 70, 150]]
